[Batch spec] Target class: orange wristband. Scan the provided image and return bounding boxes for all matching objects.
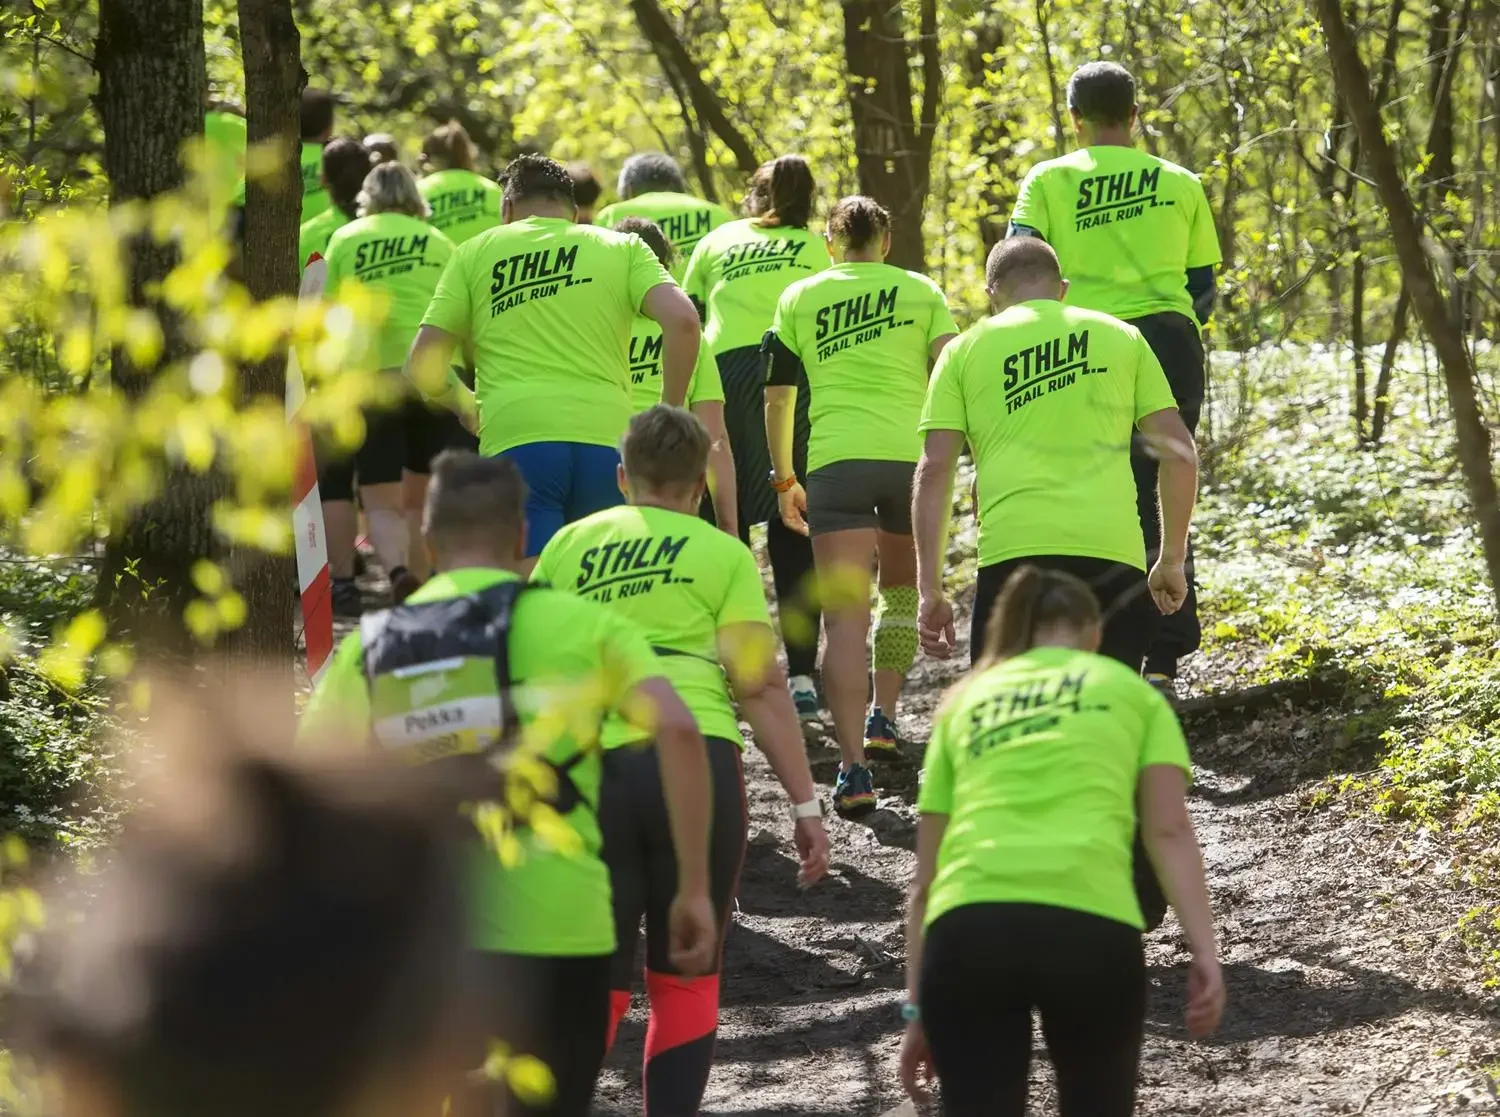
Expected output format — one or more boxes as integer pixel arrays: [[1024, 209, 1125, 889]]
[[769, 472, 798, 493]]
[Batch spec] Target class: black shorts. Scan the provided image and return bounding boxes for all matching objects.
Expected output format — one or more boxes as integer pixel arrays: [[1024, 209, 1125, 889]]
[[405, 396, 477, 475], [600, 736, 747, 986], [451, 950, 611, 1117], [972, 555, 1155, 673], [316, 401, 406, 502], [805, 459, 915, 536], [921, 902, 1145, 1117]]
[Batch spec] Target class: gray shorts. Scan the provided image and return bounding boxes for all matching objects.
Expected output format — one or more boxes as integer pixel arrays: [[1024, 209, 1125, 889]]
[[805, 459, 916, 537]]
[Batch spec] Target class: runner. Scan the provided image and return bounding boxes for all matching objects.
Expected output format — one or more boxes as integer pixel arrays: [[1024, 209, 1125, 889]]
[[417, 120, 502, 244], [1008, 60, 1221, 691], [407, 153, 702, 570], [898, 566, 1224, 1116], [682, 154, 831, 719], [364, 132, 401, 166], [320, 161, 455, 608], [912, 237, 1198, 929], [202, 101, 247, 225], [569, 161, 604, 224], [299, 87, 338, 221], [297, 137, 371, 271], [596, 152, 734, 279], [763, 196, 957, 815], [21, 700, 478, 1117], [534, 405, 831, 1115], [302, 450, 719, 1117], [616, 216, 739, 537]]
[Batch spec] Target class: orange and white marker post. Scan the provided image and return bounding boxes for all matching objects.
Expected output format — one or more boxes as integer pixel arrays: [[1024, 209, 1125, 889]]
[[287, 254, 333, 680]]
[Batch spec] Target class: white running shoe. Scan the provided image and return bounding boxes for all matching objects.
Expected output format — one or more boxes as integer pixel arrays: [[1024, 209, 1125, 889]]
[[788, 674, 820, 720]]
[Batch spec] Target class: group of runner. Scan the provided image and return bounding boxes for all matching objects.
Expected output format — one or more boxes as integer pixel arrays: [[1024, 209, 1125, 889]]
[[183, 58, 1227, 1117]]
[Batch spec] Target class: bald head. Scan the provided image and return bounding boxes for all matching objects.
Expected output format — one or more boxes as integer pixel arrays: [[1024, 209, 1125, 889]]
[[985, 237, 1066, 309]]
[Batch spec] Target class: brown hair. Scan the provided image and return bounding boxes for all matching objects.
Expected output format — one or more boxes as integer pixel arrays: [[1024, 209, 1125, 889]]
[[568, 162, 603, 209], [985, 236, 1062, 293], [614, 216, 674, 270], [621, 405, 711, 493], [421, 120, 477, 173], [979, 566, 1101, 665], [1067, 61, 1137, 126], [423, 450, 528, 553], [749, 154, 815, 229], [827, 195, 890, 251]]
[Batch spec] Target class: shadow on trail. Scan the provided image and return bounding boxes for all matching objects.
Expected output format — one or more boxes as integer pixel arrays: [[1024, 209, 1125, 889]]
[[738, 837, 906, 918], [1146, 954, 1497, 1044]]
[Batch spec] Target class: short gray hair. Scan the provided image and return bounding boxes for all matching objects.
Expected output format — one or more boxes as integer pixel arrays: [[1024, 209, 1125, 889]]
[[356, 162, 430, 218], [617, 152, 687, 199]]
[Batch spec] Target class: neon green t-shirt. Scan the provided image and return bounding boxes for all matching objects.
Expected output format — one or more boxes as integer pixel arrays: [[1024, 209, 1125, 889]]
[[533, 505, 771, 746], [203, 111, 247, 220], [421, 217, 675, 455], [917, 646, 1191, 930], [300, 141, 331, 222], [418, 168, 502, 245], [324, 213, 455, 371], [628, 316, 725, 414], [298, 205, 349, 270], [596, 192, 736, 280], [919, 299, 1176, 570], [683, 219, 832, 355], [767, 262, 958, 473], [1010, 146, 1221, 324], [300, 567, 662, 956]]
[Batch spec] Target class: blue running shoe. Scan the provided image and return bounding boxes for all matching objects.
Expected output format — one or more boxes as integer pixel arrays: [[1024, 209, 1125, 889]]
[[834, 763, 877, 817], [789, 674, 820, 721], [863, 707, 900, 761]]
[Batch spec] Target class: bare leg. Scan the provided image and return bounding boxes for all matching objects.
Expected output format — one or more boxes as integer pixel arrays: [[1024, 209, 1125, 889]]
[[811, 528, 876, 771], [403, 470, 431, 580], [360, 482, 408, 575], [324, 499, 358, 580], [872, 530, 918, 717]]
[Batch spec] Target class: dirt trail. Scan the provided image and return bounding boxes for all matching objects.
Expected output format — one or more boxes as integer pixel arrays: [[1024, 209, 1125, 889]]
[[596, 627, 1500, 1115]]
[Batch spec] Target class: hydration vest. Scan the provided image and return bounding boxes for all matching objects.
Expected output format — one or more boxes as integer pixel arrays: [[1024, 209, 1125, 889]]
[[359, 580, 587, 814]]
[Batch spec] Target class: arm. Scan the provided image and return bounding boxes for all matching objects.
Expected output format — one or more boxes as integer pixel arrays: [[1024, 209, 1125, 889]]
[[928, 333, 957, 372], [692, 400, 739, 537], [406, 324, 460, 399], [1138, 765, 1224, 1037], [718, 622, 828, 885], [899, 812, 949, 1104], [912, 430, 964, 658], [1137, 408, 1199, 613], [641, 283, 701, 408], [1005, 222, 1045, 240], [763, 385, 806, 535]]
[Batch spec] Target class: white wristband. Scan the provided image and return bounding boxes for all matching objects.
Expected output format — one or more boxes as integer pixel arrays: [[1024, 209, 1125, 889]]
[[789, 798, 825, 821]]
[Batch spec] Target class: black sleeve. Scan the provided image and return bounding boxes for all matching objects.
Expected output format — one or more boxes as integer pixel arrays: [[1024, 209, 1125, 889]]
[[1185, 265, 1217, 325], [690, 294, 707, 325], [761, 329, 805, 387]]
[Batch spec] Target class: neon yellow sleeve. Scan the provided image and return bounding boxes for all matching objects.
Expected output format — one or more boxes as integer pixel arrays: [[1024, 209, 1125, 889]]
[[420, 242, 475, 338], [918, 339, 968, 433], [298, 631, 371, 745]]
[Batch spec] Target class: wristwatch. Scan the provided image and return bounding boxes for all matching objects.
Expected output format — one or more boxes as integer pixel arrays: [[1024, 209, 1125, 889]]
[[900, 1001, 921, 1022], [769, 469, 798, 493], [789, 797, 825, 822]]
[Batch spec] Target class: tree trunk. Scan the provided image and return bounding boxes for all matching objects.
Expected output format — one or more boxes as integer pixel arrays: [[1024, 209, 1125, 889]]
[[1033, 0, 1067, 155], [629, 0, 760, 175], [1369, 284, 1411, 444], [840, 0, 940, 272], [965, 10, 1011, 253], [1317, 0, 1500, 610], [94, 0, 217, 661], [225, 0, 301, 665]]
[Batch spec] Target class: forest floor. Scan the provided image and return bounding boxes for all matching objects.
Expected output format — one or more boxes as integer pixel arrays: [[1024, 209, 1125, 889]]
[[593, 595, 1500, 1116]]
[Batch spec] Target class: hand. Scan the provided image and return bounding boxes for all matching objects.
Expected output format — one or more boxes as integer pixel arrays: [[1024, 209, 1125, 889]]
[[777, 482, 809, 537], [667, 890, 719, 976], [898, 1018, 936, 1106], [1186, 954, 1226, 1038], [1148, 559, 1188, 615], [918, 594, 957, 659], [792, 816, 830, 888]]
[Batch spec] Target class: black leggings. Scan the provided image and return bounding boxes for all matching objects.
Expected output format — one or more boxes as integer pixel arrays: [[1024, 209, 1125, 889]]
[[453, 951, 611, 1117], [738, 517, 819, 679], [921, 903, 1146, 1117]]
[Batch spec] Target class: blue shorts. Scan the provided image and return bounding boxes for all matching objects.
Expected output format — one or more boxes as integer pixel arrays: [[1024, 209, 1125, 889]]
[[497, 441, 624, 556]]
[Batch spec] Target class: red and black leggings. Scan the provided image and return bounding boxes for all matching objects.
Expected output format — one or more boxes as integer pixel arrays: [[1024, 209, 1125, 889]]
[[599, 736, 748, 1116]]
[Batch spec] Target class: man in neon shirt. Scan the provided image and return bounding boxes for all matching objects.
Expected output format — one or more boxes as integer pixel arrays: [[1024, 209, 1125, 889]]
[[298, 87, 337, 221], [595, 153, 734, 281], [407, 154, 702, 569], [1008, 61, 1220, 688]]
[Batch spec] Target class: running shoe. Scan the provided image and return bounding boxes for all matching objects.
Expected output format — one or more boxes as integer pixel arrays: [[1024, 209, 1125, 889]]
[[788, 674, 820, 721], [331, 577, 363, 619], [1145, 672, 1176, 699], [833, 763, 877, 817], [863, 707, 900, 761], [389, 566, 423, 605]]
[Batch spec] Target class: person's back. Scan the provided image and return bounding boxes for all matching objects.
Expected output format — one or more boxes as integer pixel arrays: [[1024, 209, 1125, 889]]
[[1011, 145, 1216, 323], [923, 645, 1179, 928], [419, 167, 503, 244], [926, 298, 1171, 571], [299, 88, 338, 221], [325, 210, 453, 371], [297, 137, 370, 269], [686, 217, 832, 357]]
